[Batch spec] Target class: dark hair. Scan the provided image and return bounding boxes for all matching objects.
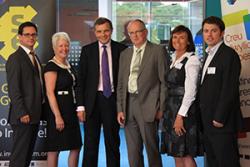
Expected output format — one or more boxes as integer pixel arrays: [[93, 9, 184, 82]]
[[94, 17, 113, 30], [202, 16, 225, 32], [18, 21, 38, 35], [168, 25, 195, 52]]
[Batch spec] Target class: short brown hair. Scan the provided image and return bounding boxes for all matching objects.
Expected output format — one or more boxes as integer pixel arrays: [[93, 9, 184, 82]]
[[94, 17, 113, 30], [202, 16, 225, 32], [18, 21, 37, 35]]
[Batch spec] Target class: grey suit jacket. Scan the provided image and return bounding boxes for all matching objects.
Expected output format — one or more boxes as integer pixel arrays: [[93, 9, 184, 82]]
[[6, 47, 43, 125], [117, 41, 168, 122]]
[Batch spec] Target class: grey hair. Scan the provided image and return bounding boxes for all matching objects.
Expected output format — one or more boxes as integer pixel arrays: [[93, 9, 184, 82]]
[[52, 32, 70, 49], [128, 19, 146, 30]]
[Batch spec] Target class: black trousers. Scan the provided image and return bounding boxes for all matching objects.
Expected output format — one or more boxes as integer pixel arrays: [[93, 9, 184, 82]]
[[82, 92, 120, 167], [203, 132, 240, 167], [9, 124, 38, 167]]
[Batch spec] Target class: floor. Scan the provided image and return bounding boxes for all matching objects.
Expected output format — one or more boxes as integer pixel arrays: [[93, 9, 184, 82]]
[[58, 125, 204, 167]]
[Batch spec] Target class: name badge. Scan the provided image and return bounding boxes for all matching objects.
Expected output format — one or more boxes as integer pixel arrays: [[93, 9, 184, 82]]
[[175, 63, 183, 69], [207, 67, 216, 74]]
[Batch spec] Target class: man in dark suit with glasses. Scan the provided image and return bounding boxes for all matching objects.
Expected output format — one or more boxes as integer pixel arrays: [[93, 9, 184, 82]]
[[6, 21, 43, 167]]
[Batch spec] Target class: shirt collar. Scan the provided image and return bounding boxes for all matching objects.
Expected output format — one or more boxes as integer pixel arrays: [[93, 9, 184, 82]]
[[133, 40, 147, 52], [205, 40, 223, 56], [99, 41, 111, 49], [172, 52, 193, 63], [170, 52, 193, 68], [20, 45, 33, 55]]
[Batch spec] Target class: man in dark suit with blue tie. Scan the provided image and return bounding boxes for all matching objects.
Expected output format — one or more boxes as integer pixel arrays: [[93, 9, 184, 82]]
[[6, 21, 43, 167], [76, 17, 126, 167], [199, 16, 243, 167]]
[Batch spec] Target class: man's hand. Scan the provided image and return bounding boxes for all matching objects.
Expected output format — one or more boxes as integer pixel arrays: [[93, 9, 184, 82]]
[[77, 110, 86, 122], [173, 114, 186, 136], [117, 112, 125, 126], [155, 111, 163, 120], [20, 115, 30, 124], [213, 120, 224, 128]]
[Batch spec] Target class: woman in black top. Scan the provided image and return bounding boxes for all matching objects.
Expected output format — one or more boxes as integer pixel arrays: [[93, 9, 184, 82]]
[[44, 32, 82, 167], [161, 25, 203, 167]]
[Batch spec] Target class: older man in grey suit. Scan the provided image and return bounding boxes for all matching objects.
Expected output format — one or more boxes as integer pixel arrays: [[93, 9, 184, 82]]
[[117, 19, 168, 167]]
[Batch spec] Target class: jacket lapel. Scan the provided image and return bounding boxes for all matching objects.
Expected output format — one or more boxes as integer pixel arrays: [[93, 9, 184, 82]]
[[19, 47, 37, 73], [93, 42, 100, 76], [138, 41, 151, 77], [202, 43, 224, 83], [125, 48, 133, 79], [111, 40, 118, 79]]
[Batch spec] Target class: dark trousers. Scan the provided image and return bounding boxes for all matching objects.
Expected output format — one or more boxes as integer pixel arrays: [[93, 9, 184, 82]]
[[82, 92, 120, 167], [203, 132, 240, 167], [9, 124, 39, 167], [124, 94, 162, 167]]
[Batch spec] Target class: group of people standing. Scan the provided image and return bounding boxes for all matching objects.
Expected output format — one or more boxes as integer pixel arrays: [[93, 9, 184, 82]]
[[6, 15, 242, 167]]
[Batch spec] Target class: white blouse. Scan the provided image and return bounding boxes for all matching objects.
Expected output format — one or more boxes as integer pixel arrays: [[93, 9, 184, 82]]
[[170, 52, 201, 117]]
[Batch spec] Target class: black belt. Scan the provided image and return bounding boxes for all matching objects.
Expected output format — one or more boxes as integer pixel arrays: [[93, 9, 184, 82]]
[[97, 91, 114, 95], [128, 92, 138, 97]]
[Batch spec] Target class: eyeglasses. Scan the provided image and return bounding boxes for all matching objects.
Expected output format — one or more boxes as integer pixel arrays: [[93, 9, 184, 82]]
[[22, 33, 38, 38], [128, 29, 145, 36]]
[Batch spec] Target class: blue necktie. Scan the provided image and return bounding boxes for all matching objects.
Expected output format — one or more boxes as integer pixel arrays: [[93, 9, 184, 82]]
[[102, 45, 112, 97]]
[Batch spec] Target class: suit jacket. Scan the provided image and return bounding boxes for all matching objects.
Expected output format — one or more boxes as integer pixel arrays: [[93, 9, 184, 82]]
[[199, 42, 243, 133], [6, 46, 43, 125], [117, 41, 168, 122], [76, 40, 127, 116]]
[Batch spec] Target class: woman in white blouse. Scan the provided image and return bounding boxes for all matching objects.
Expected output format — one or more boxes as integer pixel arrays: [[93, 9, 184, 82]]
[[161, 25, 203, 167]]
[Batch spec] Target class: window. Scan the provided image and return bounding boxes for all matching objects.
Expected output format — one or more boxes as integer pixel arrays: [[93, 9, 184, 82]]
[[111, 0, 204, 56]]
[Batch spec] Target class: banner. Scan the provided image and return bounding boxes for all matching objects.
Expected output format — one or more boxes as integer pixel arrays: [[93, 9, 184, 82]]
[[221, 0, 250, 166], [0, 1, 56, 166]]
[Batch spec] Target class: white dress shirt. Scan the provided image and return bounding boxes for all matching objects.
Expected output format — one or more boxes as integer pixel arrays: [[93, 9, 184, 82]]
[[128, 41, 147, 93], [97, 41, 114, 92], [20, 45, 44, 102], [20, 45, 40, 70], [130, 41, 147, 70], [201, 41, 223, 84], [171, 52, 201, 117], [77, 41, 114, 112]]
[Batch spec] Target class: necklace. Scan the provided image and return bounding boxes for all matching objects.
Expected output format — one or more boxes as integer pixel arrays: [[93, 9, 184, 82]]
[[49, 56, 76, 103], [52, 56, 71, 69]]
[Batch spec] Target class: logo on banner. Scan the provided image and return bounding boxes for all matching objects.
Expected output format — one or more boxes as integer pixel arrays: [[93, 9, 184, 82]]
[[223, 10, 250, 60], [0, 83, 9, 106], [0, 5, 37, 60], [223, 10, 250, 40], [227, 0, 237, 5]]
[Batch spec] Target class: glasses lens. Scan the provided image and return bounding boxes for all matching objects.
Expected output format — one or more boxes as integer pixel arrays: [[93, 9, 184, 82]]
[[22, 33, 37, 37]]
